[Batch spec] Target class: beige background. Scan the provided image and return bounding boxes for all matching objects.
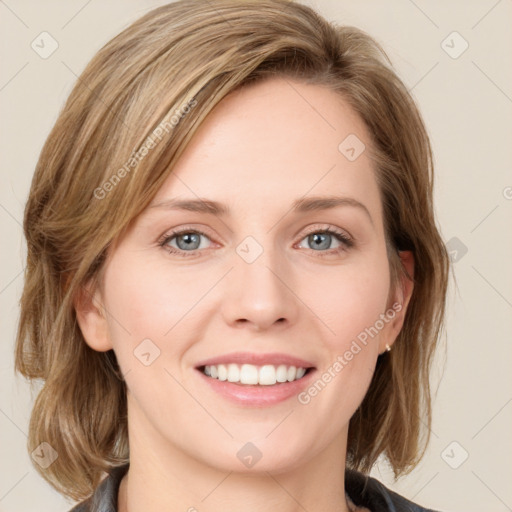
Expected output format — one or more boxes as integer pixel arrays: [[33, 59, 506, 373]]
[[1, 1, 511, 511]]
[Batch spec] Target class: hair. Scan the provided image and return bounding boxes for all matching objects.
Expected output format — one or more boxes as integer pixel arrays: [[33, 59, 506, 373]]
[[15, 0, 450, 502]]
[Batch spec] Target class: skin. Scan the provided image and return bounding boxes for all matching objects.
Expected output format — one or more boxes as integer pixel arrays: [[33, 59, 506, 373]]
[[77, 77, 414, 512]]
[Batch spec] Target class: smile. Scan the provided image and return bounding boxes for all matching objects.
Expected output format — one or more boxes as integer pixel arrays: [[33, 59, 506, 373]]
[[201, 363, 309, 385], [194, 351, 317, 406]]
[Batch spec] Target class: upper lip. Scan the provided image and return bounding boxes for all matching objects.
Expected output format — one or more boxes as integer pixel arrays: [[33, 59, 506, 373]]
[[195, 352, 315, 369]]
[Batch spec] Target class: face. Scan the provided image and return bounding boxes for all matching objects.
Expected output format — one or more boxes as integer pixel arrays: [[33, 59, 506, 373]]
[[79, 77, 411, 474]]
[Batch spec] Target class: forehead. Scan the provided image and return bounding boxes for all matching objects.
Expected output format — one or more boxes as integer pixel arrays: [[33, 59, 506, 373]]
[[150, 77, 382, 222]]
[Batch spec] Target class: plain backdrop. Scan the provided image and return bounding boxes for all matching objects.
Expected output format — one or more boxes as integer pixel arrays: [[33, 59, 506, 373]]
[[1, 1, 511, 511]]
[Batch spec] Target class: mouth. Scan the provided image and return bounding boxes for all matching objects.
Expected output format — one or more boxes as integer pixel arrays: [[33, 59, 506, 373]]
[[194, 352, 317, 406], [198, 363, 314, 386]]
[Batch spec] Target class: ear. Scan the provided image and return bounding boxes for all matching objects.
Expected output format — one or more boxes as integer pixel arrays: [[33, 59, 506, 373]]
[[74, 280, 113, 352], [379, 250, 415, 354]]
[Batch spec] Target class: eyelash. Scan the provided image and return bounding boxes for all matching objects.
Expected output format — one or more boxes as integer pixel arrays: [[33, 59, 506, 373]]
[[158, 225, 354, 258]]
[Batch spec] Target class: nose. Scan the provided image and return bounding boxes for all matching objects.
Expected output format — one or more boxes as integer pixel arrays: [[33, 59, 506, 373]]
[[221, 243, 299, 332]]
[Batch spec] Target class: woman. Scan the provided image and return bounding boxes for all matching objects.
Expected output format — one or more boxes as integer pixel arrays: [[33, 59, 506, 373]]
[[15, 1, 450, 511]]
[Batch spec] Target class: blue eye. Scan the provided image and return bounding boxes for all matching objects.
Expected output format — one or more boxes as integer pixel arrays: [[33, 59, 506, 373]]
[[159, 226, 353, 258], [160, 229, 212, 256], [297, 228, 353, 256]]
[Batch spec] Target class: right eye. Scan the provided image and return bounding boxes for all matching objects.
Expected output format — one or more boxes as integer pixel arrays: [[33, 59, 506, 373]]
[[159, 228, 214, 257]]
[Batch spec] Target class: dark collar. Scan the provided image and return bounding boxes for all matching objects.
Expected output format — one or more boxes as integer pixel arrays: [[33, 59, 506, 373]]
[[344, 468, 441, 511], [69, 464, 441, 512]]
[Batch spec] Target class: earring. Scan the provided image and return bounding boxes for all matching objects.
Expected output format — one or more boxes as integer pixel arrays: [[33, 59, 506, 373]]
[[385, 344, 391, 352]]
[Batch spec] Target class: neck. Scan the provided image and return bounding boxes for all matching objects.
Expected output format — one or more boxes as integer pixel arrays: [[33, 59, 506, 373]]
[[119, 457, 355, 512], [118, 396, 355, 512]]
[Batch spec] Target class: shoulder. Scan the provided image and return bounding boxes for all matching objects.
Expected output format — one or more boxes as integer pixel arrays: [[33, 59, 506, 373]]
[[68, 464, 129, 512], [345, 469, 445, 512]]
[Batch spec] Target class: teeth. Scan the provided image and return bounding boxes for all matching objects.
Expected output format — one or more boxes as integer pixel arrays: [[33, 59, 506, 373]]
[[259, 365, 276, 385], [240, 364, 258, 385], [217, 364, 228, 381], [227, 364, 240, 382], [202, 364, 309, 385], [276, 364, 288, 383]]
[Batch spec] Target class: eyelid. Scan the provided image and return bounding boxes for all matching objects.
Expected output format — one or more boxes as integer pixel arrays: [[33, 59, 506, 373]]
[[159, 224, 214, 240], [299, 223, 353, 243]]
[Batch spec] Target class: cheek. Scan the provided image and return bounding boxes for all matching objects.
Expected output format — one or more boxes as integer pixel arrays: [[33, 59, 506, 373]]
[[300, 256, 391, 408], [293, 254, 391, 414], [100, 251, 216, 362], [310, 255, 392, 352]]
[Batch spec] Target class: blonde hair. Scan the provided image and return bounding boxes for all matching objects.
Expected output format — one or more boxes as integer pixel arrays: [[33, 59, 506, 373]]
[[15, 0, 450, 501]]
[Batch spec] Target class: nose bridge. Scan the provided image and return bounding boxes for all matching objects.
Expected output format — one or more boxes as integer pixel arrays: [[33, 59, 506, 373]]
[[222, 233, 297, 330]]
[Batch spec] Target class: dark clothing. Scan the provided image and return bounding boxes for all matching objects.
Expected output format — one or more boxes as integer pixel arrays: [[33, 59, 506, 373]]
[[69, 463, 442, 512]]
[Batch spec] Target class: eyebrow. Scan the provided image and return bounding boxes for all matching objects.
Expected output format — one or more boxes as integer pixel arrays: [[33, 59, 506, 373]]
[[149, 195, 373, 225]]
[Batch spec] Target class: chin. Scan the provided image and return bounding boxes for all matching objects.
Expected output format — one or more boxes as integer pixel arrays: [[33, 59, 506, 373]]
[[189, 434, 316, 476]]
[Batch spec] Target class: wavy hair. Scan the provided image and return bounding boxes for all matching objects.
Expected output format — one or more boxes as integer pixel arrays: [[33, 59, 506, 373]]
[[15, 0, 450, 501]]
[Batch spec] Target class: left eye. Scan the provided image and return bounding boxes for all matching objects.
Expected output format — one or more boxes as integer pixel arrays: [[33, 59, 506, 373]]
[[297, 229, 353, 253]]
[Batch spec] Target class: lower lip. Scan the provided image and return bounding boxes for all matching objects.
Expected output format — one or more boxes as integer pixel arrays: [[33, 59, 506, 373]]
[[196, 369, 316, 407]]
